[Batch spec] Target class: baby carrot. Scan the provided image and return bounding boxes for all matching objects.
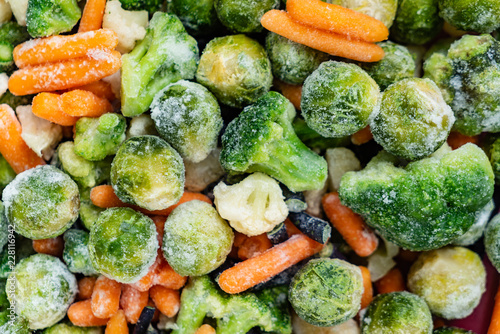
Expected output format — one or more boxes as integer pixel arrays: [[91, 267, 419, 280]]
[[488, 282, 500, 334], [238, 233, 273, 260], [32, 93, 80, 126], [152, 216, 167, 246], [287, 0, 389, 43], [105, 309, 128, 334], [284, 218, 302, 236], [75, 80, 116, 101], [61, 89, 113, 117], [359, 266, 373, 310], [218, 233, 323, 294], [195, 324, 216, 334], [32, 236, 64, 257], [68, 299, 109, 327], [322, 192, 379, 257], [79, 0, 108, 33], [130, 257, 159, 292], [0, 104, 46, 174], [447, 131, 479, 150], [154, 255, 188, 290], [274, 80, 302, 110], [9, 50, 121, 96], [150, 286, 181, 317], [351, 126, 373, 145], [260, 10, 385, 62], [375, 268, 405, 294], [120, 285, 149, 324], [91, 276, 122, 319], [13, 29, 118, 68], [77, 277, 97, 300]]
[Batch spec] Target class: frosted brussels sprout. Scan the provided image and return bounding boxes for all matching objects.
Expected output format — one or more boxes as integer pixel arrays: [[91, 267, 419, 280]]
[[433, 327, 475, 334], [170, 0, 222, 36], [7, 254, 77, 330], [3, 165, 80, 240], [162, 200, 234, 276], [371, 78, 455, 160], [361, 292, 433, 334], [215, 0, 279, 33], [453, 200, 493, 246], [328, 0, 398, 28], [439, 0, 500, 33], [301, 61, 380, 138], [89, 207, 159, 283], [63, 229, 98, 276], [43, 323, 103, 333], [196, 34, 273, 108], [289, 258, 363, 327], [265, 32, 329, 85], [485, 213, 500, 272], [111, 135, 184, 211], [408, 247, 486, 319], [150, 80, 223, 163]]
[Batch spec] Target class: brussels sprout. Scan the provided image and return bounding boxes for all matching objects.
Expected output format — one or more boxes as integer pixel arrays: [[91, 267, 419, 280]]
[[162, 200, 233, 276], [289, 258, 363, 327], [196, 34, 273, 108], [360, 41, 416, 91], [485, 213, 500, 272], [439, 0, 500, 33], [74, 113, 127, 162], [371, 78, 454, 160], [88, 207, 159, 283], [43, 323, 103, 333], [361, 292, 433, 334], [265, 33, 329, 85], [7, 254, 77, 329], [63, 229, 98, 276], [433, 327, 475, 334], [111, 136, 184, 211], [390, 0, 443, 45], [408, 247, 486, 319], [328, 0, 398, 28], [301, 61, 380, 138], [78, 188, 105, 231], [215, 0, 279, 33], [150, 80, 223, 163], [2, 165, 80, 240], [170, 0, 222, 36], [0, 315, 30, 334], [423, 38, 455, 61], [453, 199, 493, 246]]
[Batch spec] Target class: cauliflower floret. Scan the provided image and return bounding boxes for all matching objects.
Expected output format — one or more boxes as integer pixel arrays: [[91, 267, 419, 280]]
[[184, 148, 225, 192], [214, 172, 289, 236], [0, 0, 12, 24], [0, 73, 8, 97], [326, 147, 361, 192], [16, 105, 62, 160], [292, 313, 360, 334], [126, 113, 158, 139], [102, 0, 149, 54], [6, 0, 27, 26]]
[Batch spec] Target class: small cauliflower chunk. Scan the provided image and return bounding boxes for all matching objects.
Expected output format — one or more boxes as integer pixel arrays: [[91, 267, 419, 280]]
[[292, 313, 360, 334], [126, 113, 158, 139], [184, 149, 225, 192], [214, 172, 288, 236], [0, 73, 8, 97], [326, 147, 361, 191], [16, 105, 62, 160], [0, 0, 12, 24], [103, 0, 148, 54], [6, 0, 27, 26]]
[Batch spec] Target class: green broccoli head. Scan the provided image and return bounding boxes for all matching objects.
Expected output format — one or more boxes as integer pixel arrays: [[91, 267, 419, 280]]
[[26, 0, 81, 38], [220, 91, 328, 192], [339, 143, 494, 251], [118, 0, 163, 13], [121, 12, 199, 117]]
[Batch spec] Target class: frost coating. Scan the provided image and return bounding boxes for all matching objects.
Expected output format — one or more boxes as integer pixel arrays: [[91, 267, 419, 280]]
[[43, 323, 103, 333], [453, 199, 493, 246], [7, 254, 77, 330], [170, 0, 221, 36], [439, 0, 500, 33], [485, 213, 500, 272], [63, 229, 98, 276], [215, 0, 279, 33]]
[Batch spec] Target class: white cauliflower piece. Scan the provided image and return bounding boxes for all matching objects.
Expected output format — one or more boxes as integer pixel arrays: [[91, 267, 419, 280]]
[[0, 73, 8, 97], [185, 149, 225, 192], [126, 113, 158, 139], [326, 147, 361, 192], [304, 181, 328, 218], [102, 0, 148, 54], [16, 105, 62, 160], [367, 236, 399, 281], [0, 0, 12, 24], [293, 312, 360, 334], [214, 172, 288, 236], [102, 69, 121, 100], [6, 0, 27, 26]]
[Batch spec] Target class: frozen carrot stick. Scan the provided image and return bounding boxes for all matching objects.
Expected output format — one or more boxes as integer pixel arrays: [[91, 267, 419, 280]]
[[260, 10, 385, 62], [375, 268, 405, 294], [13, 29, 118, 68], [218, 233, 323, 294], [238, 233, 273, 260], [322, 192, 379, 257], [78, 277, 97, 300], [274, 80, 302, 110], [79, 0, 108, 33], [359, 266, 373, 309], [488, 282, 500, 334], [61, 89, 113, 117], [287, 0, 389, 42], [0, 104, 46, 174], [32, 93, 80, 126], [154, 255, 188, 290], [150, 286, 181, 317], [8, 50, 121, 96], [91, 276, 122, 319], [351, 126, 373, 145], [75, 80, 116, 101], [120, 285, 149, 324], [284, 218, 302, 236], [447, 131, 479, 150], [68, 300, 109, 327], [105, 309, 128, 334], [195, 324, 216, 334], [32, 236, 64, 257]]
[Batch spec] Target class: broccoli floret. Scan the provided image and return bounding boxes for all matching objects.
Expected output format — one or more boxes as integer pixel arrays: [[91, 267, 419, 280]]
[[121, 12, 199, 117], [0, 21, 30, 73], [220, 92, 328, 192], [0, 91, 33, 110], [26, 0, 81, 38], [339, 143, 494, 251], [0, 41, 13, 73], [0, 315, 30, 334], [173, 275, 292, 334], [78, 187, 105, 231], [118, 0, 163, 14]]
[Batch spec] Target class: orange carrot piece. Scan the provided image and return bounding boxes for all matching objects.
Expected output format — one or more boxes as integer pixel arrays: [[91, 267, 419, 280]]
[[32, 236, 64, 257], [78, 277, 98, 300], [130, 260, 158, 292], [433, 318, 447, 329], [68, 300, 109, 327], [238, 233, 273, 260], [32, 93, 80, 126], [150, 286, 181, 317], [284, 218, 302, 236], [233, 231, 249, 248], [0, 104, 46, 174], [261, 10, 385, 62], [274, 80, 302, 110], [447, 131, 479, 150], [287, 0, 389, 43], [105, 309, 128, 334], [79, 0, 108, 33], [152, 216, 167, 246], [61, 89, 113, 117], [154, 255, 188, 290], [91, 276, 122, 319], [148, 299, 161, 323], [359, 266, 373, 310], [75, 80, 116, 101], [218, 233, 323, 294], [13, 29, 118, 68], [322, 192, 379, 257], [8, 50, 121, 96], [195, 324, 216, 334], [375, 268, 405, 294], [351, 126, 373, 145], [120, 285, 149, 324], [488, 282, 500, 334]]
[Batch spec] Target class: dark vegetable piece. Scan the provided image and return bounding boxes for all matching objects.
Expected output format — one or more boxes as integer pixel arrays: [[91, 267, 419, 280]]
[[288, 212, 331, 244]]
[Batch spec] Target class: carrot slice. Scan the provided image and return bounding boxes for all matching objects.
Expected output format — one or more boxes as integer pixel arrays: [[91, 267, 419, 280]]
[[359, 266, 373, 309], [32, 92, 80, 126], [286, 0, 389, 42], [105, 309, 128, 334], [79, 0, 108, 33], [238, 233, 273, 260], [61, 89, 113, 117], [68, 300, 109, 327], [91, 276, 122, 319], [351, 126, 373, 145], [218, 233, 323, 294], [154, 255, 188, 290], [150, 286, 181, 317], [447, 131, 479, 150], [375, 268, 405, 294], [488, 282, 500, 334], [32, 237, 64, 257], [78, 277, 98, 301], [0, 104, 46, 174], [13, 29, 118, 68], [120, 285, 149, 324], [195, 324, 216, 334], [8, 50, 121, 96], [261, 10, 384, 62]]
